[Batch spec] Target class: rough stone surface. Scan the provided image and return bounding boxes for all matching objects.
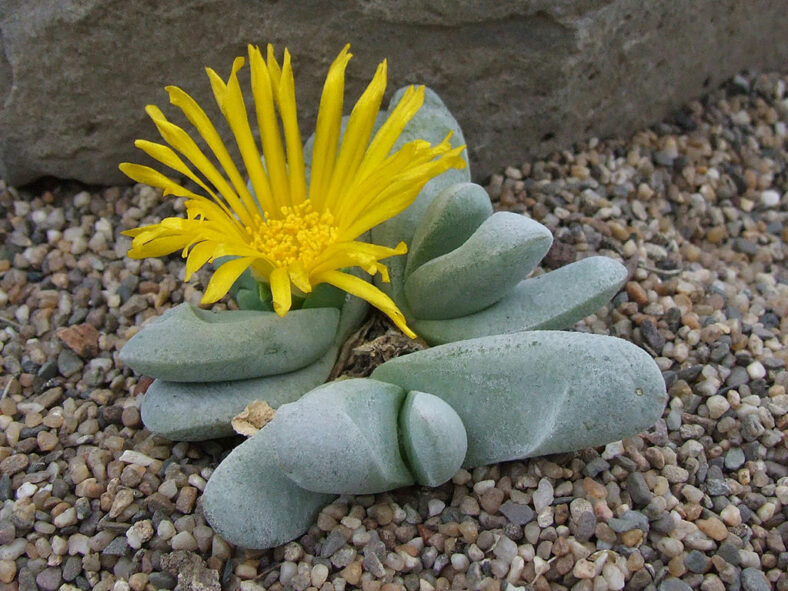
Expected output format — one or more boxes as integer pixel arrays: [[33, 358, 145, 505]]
[[404, 212, 553, 320], [412, 256, 628, 344], [3, 2, 788, 186], [399, 390, 468, 486], [372, 330, 667, 467], [120, 303, 338, 382], [268, 379, 413, 494], [404, 182, 493, 276], [202, 427, 334, 549], [140, 345, 338, 441]]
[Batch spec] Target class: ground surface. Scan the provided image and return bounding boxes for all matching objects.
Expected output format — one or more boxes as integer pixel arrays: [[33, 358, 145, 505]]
[[0, 71, 786, 591]]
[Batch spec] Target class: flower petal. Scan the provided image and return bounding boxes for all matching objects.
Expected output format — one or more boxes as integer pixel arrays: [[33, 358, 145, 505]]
[[357, 85, 424, 178], [206, 58, 276, 216], [184, 241, 217, 280], [277, 50, 307, 206], [308, 45, 352, 209], [165, 85, 259, 223], [314, 270, 416, 338], [269, 267, 292, 316], [202, 256, 255, 304], [249, 45, 290, 208], [323, 59, 387, 211], [143, 105, 255, 223]]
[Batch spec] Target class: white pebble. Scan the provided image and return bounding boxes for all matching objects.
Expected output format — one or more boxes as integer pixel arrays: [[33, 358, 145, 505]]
[[311, 563, 329, 587], [170, 531, 197, 551], [427, 498, 445, 517], [16, 482, 37, 500], [706, 395, 730, 419], [533, 478, 554, 512], [53, 507, 77, 528], [126, 520, 154, 549], [747, 361, 766, 380], [473, 479, 495, 495], [279, 561, 297, 585], [68, 534, 90, 555], [157, 520, 176, 540], [603, 562, 625, 590], [602, 440, 624, 460], [450, 553, 469, 571], [760, 189, 781, 207], [74, 191, 91, 207], [51, 536, 68, 556], [118, 450, 155, 466]]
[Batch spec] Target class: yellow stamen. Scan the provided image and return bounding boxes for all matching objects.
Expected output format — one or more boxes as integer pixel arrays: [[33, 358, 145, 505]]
[[247, 202, 338, 270]]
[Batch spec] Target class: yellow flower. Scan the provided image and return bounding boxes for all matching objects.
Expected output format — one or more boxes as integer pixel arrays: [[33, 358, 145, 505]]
[[120, 44, 466, 339]]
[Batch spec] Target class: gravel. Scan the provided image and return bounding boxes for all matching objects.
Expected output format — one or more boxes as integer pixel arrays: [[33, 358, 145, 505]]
[[0, 70, 786, 591]]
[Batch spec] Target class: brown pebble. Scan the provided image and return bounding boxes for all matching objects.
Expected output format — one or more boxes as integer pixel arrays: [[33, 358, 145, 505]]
[[367, 503, 393, 525], [0, 559, 17, 584], [145, 492, 176, 513], [583, 477, 608, 500], [621, 529, 644, 547], [696, 517, 728, 541], [121, 407, 141, 428], [37, 430, 59, 451], [479, 488, 504, 514], [341, 560, 362, 585], [706, 226, 726, 244], [668, 555, 686, 577], [626, 282, 649, 306], [0, 453, 29, 475], [0, 397, 17, 417], [175, 486, 198, 513], [56, 323, 100, 357], [74, 478, 103, 498]]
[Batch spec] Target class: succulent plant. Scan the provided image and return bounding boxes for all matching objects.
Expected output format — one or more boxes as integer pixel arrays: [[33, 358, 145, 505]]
[[201, 330, 666, 548], [118, 47, 668, 550]]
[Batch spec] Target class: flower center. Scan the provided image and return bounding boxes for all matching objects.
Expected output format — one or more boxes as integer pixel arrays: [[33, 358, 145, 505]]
[[248, 202, 338, 268]]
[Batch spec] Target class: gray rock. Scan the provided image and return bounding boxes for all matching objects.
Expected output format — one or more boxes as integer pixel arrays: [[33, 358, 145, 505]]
[[140, 345, 338, 441], [573, 511, 596, 541], [741, 567, 770, 591], [492, 535, 517, 563], [584, 456, 611, 477], [148, 572, 177, 589], [372, 330, 667, 467], [57, 348, 85, 378], [724, 447, 746, 470], [499, 501, 535, 526], [268, 379, 414, 494], [320, 530, 347, 558], [717, 541, 741, 566], [404, 182, 493, 277], [61, 556, 81, 582], [659, 578, 692, 591], [684, 550, 710, 573], [608, 510, 649, 533], [404, 212, 553, 320], [4, 3, 788, 188], [102, 536, 130, 557], [627, 472, 653, 506], [120, 303, 338, 382], [202, 426, 334, 549], [399, 390, 467, 486], [412, 256, 628, 345]]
